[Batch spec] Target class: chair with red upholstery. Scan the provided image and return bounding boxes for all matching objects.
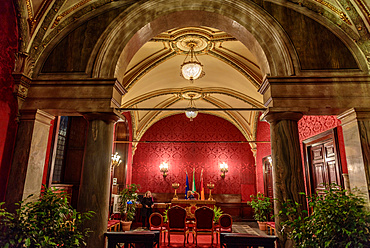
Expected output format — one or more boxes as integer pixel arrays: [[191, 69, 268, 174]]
[[149, 212, 166, 244], [215, 214, 233, 244], [193, 206, 215, 246], [167, 206, 189, 246]]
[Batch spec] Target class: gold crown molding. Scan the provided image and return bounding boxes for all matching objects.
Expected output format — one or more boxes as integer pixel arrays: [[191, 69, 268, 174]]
[[121, 87, 264, 109], [51, 0, 94, 29], [124, 49, 176, 90], [313, 0, 352, 25], [209, 48, 262, 88]]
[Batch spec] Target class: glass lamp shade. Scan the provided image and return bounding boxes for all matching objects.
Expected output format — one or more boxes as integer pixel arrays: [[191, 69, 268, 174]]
[[185, 108, 198, 120], [181, 61, 203, 80]]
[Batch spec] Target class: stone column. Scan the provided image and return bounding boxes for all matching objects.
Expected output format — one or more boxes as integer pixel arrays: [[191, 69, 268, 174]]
[[5, 110, 54, 211], [338, 108, 370, 205], [77, 113, 119, 248], [262, 111, 306, 248]]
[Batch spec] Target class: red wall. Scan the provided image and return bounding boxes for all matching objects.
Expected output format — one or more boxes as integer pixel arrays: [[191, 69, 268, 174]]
[[0, 0, 18, 201], [298, 115, 348, 173], [132, 113, 256, 201]]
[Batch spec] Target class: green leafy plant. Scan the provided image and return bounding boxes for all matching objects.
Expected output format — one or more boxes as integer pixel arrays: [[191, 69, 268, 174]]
[[213, 206, 223, 223], [163, 209, 168, 223], [248, 193, 272, 222], [119, 184, 140, 221], [0, 186, 94, 248], [280, 185, 370, 248]]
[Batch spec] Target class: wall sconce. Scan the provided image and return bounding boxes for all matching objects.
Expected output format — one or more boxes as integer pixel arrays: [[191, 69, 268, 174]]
[[159, 162, 169, 177], [219, 162, 228, 178], [111, 152, 122, 170]]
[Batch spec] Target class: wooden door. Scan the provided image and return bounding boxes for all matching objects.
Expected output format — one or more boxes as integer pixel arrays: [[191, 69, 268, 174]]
[[263, 156, 273, 199], [304, 129, 343, 196]]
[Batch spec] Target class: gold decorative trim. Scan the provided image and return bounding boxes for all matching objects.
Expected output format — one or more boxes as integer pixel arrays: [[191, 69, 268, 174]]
[[51, 0, 93, 29], [313, 0, 352, 25], [25, 0, 37, 31]]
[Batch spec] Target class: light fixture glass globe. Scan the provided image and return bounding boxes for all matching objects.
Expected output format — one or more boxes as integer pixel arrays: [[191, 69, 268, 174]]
[[185, 107, 198, 121], [181, 61, 203, 80]]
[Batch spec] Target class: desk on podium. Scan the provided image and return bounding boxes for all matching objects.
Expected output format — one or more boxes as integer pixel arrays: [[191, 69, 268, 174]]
[[170, 199, 216, 219]]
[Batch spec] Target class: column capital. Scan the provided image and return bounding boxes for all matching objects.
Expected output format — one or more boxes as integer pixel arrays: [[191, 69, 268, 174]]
[[338, 108, 370, 126], [19, 109, 54, 125], [82, 112, 120, 123], [261, 109, 303, 123]]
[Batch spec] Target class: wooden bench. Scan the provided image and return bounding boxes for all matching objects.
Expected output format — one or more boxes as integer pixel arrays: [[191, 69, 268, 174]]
[[220, 233, 277, 248], [105, 231, 160, 248]]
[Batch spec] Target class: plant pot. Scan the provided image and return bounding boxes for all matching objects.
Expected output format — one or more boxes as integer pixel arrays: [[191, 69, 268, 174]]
[[257, 221, 267, 231], [121, 221, 132, 231]]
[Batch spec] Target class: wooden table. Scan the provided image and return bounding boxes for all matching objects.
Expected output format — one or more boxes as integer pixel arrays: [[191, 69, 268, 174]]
[[104, 231, 160, 248], [171, 199, 216, 219], [220, 233, 277, 248]]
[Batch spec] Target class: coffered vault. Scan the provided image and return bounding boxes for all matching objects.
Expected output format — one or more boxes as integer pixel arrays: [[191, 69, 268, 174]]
[[120, 27, 265, 146]]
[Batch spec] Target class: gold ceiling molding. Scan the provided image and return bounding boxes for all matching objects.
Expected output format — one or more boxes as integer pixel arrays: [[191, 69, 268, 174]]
[[312, 0, 352, 25], [124, 46, 175, 89], [209, 47, 262, 88], [121, 87, 264, 109], [51, 0, 93, 29]]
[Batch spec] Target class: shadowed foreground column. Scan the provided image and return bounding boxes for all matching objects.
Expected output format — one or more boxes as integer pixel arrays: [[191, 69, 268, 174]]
[[262, 111, 306, 248], [77, 113, 119, 248]]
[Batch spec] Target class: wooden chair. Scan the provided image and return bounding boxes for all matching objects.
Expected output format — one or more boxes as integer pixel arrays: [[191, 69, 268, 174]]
[[107, 219, 121, 232], [266, 222, 275, 235], [167, 206, 189, 246], [149, 212, 167, 244], [193, 206, 215, 247], [215, 214, 232, 244]]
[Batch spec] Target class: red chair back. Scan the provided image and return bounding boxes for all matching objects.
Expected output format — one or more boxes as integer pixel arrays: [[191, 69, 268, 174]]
[[219, 214, 232, 231], [149, 213, 163, 229], [168, 206, 187, 229], [195, 206, 214, 230]]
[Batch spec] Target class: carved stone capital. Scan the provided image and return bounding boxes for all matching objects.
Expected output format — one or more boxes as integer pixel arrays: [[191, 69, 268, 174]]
[[261, 109, 303, 123], [82, 112, 120, 123]]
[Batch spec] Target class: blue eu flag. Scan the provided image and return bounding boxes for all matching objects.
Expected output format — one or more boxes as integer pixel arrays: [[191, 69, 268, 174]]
[[185, 171, 190, 199]]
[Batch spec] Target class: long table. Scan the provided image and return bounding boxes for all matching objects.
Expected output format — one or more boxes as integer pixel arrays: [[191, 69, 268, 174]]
[[171, 199, 216, 219], [104, 231, 160, 248]]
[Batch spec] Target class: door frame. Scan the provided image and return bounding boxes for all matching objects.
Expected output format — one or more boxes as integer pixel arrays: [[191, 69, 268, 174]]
[[302, 128, 344, 197]]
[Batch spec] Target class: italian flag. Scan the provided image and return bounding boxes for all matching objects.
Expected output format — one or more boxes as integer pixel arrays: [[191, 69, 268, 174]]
[[192, 168, 196, 192]]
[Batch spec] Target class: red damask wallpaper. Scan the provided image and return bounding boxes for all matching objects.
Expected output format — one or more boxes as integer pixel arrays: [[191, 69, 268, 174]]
[[298, 115, 348, 173], [0, 0, 18, 201], [132, 113, 256, 201]]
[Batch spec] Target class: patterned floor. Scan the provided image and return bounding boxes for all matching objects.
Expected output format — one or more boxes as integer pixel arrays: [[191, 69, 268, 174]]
[[232, 223, 260, 236]]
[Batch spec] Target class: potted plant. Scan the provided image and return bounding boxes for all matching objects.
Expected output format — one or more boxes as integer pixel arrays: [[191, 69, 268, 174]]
[[280, 185, 370, 248], [119, 183, 140, 231], [248, 193, 272, 231], [0, 186, 94, 247], [213, 206, 223, 224]]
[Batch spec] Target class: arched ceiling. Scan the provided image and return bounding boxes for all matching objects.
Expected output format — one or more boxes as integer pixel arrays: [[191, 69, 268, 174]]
[[120, 27, 265, 144]]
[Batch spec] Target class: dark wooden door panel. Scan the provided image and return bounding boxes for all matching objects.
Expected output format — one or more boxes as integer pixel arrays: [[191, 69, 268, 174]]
[[304, 129, 343, 196]]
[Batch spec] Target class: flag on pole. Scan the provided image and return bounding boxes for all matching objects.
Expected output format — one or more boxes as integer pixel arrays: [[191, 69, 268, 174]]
[[200, 169, 205, 200], [192, 168, 196, 192], [185, 171, 190, 199]]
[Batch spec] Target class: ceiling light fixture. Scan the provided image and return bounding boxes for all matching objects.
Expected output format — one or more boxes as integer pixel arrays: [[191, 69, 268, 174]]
[[180, 41, 205, 82], [185, 94, 198, 121]]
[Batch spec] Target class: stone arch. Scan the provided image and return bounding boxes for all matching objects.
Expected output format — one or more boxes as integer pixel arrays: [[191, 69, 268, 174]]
[[91, 0, 297, 81]]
